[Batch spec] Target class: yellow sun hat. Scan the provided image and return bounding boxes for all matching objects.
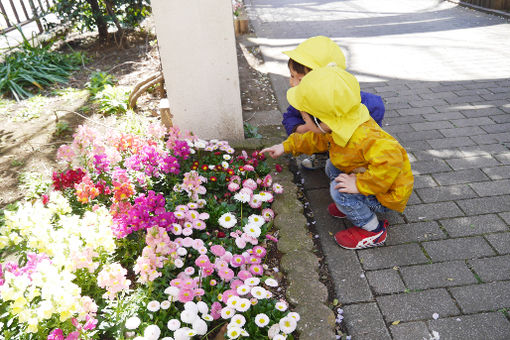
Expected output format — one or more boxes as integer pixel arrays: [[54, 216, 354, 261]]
[[286, 66, 370, 147], [283, 36, 347, 70]]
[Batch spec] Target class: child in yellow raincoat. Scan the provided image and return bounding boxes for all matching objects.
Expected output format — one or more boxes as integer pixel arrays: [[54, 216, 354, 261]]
[[262, 66, 414, 249]]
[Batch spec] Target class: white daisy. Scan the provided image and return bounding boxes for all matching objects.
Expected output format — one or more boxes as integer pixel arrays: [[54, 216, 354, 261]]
[[197, 301, 209, 314], [144, 324, 161, 340], [265, 278, 279, 287], [218, 212, 237, 229], [287, 312, 300, 322], [227, 295, 241, 309], [192, 318, 208, 335], [202, 314, 213, 321], [181, 309, 199, 324], [273, 334, 287, 340], [160, 300, 171, 310], [243, 224, 261, 238], [125, 316, 141, 330], [147, 300, 160, 312], [248, 214, 265, 227], [236, 298, 251, 312], [236, 284, 250, 295], [230, 314, 246, 328], [233, 191, 250, 203], [221, 307, 235, 319], [279, 316, 297, 334], [227, 326, 242, 339], [275, 301, 288, 312], [254, 313, 269, 327], [251, 286, 267, 299], [268, 323, 280, 338], [167, 319, 181, 331], [244, 277, 260, 286]]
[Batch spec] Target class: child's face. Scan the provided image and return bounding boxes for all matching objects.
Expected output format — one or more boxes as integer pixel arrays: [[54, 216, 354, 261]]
[[301, 111, 332, 134], [289, 67, 305, 88]]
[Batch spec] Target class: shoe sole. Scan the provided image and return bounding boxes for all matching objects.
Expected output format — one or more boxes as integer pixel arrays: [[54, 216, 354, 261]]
[[336, 241, 385, 250]]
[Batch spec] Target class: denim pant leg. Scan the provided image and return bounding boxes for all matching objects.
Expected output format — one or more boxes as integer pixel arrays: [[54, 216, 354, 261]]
[[325, 160, 388, 227]]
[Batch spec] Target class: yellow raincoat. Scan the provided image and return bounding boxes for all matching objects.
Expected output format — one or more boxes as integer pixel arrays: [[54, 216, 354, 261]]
[[283, 67, 414, 212]]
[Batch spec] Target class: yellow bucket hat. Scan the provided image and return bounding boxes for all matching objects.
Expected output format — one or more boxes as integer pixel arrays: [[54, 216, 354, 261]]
[[287, 67, 370, 147], [283, 36, 347, 70]]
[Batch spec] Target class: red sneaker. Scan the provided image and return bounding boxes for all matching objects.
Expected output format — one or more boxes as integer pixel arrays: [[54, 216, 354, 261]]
[[334, 220, 388, 250], [328, 203, 346, 219]]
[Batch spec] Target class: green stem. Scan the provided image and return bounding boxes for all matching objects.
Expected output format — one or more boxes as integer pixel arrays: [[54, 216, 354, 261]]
[[201, 321, 227, 339]]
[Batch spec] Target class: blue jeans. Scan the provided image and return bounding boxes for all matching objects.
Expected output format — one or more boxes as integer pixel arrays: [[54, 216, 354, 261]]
[[325, 160, 388, 227]]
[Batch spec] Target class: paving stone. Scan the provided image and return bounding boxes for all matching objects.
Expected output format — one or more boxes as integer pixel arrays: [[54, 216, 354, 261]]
[[358, 243, 429, 270], [406, 191, 421, 205], [383, 115, 425, 125], [461, 143, 509, 157], [423, 237, 495, 261], [390, 321, 432, 340], [439, 126, 486, 138], [446, 156, 500, 170], [423, 111, 465, 121], [485, 232, 510, 254], [439, 214, 508, 237], [365, 269, 406, 295], [412, 148, 463, 161], [457, 196, 510, 215], [481, 122, 510, 134], [386, 221, 446, 246], [461, 107, 503, 118], [413, 175, 438, 189], [383, 124, 414, 135], [428, 312, 510, 340], [469, 255, 510, 282], [286, 276, 328, 306], [491, 114, 510, 124], [295, 302, 336, 340], [396, 130, 443, 142], [483, 166, 510, 180], [343, 302, 391, 340], [471, 134, 501, 145], [377, 289, 460, 322], [416, 184, 477, 203], [446, 94, 484, 104], [450, 117, 495, 127], [301, 169, 329, 190], [499, 212, 510, 224], [427, 136, 477, 149], [411, 121, 453, 131], [419, 91, 458, 100], [404, 202, 464, 222], [495, 153, 510, 164], [410, 159, 452, 175], [450, 281, 510, 313], [470, 180, 510, 196], [400, 261, 477, 289], [410, 99, 448, 108], [397, 107, 438, 116]]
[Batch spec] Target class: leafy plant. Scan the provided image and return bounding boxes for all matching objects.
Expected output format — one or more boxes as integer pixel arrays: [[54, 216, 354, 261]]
[[244, 122, 262, 138], [54, 121, 70, 136], [94, 84, 130, 115], [0, 32, 84, 101], [49, 0, 151, 41], [86, 71, 115, 96]]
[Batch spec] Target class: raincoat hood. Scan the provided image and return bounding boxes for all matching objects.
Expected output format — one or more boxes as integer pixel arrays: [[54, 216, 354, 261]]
[[286, 67, 370, 147], [283, 36, 347, 70]]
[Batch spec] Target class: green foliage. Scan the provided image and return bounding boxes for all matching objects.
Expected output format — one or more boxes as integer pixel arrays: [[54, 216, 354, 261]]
[[244, 122, 262, 139], [49, 0, 151, 38], [86, 71, 115, 96], [0, 35, 84, 101], [94, 85, 130, 115], [18, 172, 51, 200], [54, 121, 70, 136]]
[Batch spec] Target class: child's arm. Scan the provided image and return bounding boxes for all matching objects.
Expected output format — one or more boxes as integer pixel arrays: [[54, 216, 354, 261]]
[[282, 106, 306, 136], [261, 132, 329, 158], [261, 144, 284, 159]]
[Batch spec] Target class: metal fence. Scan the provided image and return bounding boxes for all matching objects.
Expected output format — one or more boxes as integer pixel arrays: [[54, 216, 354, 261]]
[[0, 0, 53, 35]]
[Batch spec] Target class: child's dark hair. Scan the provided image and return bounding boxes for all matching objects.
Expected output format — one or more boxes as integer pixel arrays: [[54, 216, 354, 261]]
[[288, 59, 311, 75]]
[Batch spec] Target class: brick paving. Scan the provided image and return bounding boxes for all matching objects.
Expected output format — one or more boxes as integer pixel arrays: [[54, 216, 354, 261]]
[[246, 0, 510, 338]]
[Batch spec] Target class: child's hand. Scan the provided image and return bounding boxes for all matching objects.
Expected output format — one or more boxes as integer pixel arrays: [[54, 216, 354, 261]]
[[260, 144, 284, 159], [334, 173, 360, 194]]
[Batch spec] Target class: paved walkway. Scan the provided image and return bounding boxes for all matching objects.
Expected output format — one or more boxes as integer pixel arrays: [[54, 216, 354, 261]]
[[245, 0, 510, 339]]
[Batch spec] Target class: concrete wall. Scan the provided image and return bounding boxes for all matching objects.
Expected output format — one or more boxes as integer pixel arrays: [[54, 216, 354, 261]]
[[151, 0, 244, 141]]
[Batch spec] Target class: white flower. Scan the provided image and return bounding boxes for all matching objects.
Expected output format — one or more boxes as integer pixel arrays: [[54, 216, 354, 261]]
[[275, 301, 288, 312], [279, 316, 297, 334], [222, 161, 229, 169], [161, 300, 171, 310], [144, 324, 161, 340], [273, 334, 287, 340], [244, 277, 260, 286], [196, 301, 209, 314], [184, 301, 198, 314], [265, 278, 278, 287], [254, 192, 273, 202], [192, 318, 208, 335], [174, 258, 184, 268], [218, 213, 237, 229], [223, 154, 232, 160], [255, 313, 270, 327], [161, 338, 174, 340], [202, 314, 213, 321], [287, 312, 300, 321], [181, 309, 198, 324], [233, 191, 250, 203], [230, 314, 246, 328], [174, 327, 195, 340], [147, 300, 160, 312], [177, 247, 187, 256], [165, 286, 179, 296], [168, 319, 181, 331], [243, 224, 261, 238], [227, 295, 241, 309], [221, 307, 235, 319], [248, 214, 265, 227], [227, 326, 242, 339], [251, 286, 267, 299], [236, 298, 251, 312], [268, 323, 280, 338], [125, 316, 141, 330], [236, 284, 250, 295]]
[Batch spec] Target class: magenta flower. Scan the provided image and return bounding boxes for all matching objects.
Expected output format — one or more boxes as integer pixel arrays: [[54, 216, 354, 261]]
[[252, 246, 267, 258], [47, 329, 65, 340], [230, 255, 245, 268], [211, 302, 222, 320], [238, 270, 252, 281], [195, 255, 211, 268], [218, 268, 235, 281], [178, 288, 195, 303], [211, 245, 226, 257], [250, 264, 264, 276]]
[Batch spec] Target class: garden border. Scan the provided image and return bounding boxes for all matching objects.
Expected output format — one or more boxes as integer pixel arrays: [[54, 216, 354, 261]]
[[230, 137, 337, 339]]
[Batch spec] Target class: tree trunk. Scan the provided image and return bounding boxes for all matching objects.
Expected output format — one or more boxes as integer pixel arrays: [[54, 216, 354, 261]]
[[85, 0, 108, 41]]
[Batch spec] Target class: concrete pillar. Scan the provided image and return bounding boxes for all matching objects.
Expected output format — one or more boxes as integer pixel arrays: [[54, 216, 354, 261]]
[[151, 0, 244, 141]]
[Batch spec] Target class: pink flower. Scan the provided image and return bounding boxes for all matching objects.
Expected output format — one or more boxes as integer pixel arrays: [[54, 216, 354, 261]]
[[266, 234, 278, 242], [211, 302, 222, 320], [221, 289, 238, 303], [275, 164, 283, 172], [211, 245, 226, 257], [219, 268, 235, 281], [235, 237, 247, 249], [262, 174, 272, 188], [252, 246, 267, 258], [262, 208, 275, 221], [195, 255, 211, 268], [250, 264, 264, 276], [178, 288, 195, 303], [230, 279, 243, 290], [65, 332, 80, 340], [228, 182, 240, 192], [47, 329, 65, 340], [238, 270, 252, 281], [272, 183, 284, 194], [242, 179, 257, 190], [230, 255, 245, 267]]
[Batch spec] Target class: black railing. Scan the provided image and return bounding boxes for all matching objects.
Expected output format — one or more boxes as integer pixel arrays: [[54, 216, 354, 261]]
[[0, 0, 53, 35]]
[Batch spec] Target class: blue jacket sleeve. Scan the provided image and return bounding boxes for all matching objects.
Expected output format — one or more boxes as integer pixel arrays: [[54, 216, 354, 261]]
[[282, 105, 305, 136], [360, 91, 385, 126]]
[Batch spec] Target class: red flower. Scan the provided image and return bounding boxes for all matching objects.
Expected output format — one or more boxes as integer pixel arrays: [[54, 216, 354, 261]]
[[275, 164, 283, 172], [210, 176, 217, 182], [42, 195, 49, 205], [217, 231, 226, 238], [201, 164, 209, 171]]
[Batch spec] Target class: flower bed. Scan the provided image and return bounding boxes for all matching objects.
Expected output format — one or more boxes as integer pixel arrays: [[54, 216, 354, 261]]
[[0, 118, 298, 340]]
